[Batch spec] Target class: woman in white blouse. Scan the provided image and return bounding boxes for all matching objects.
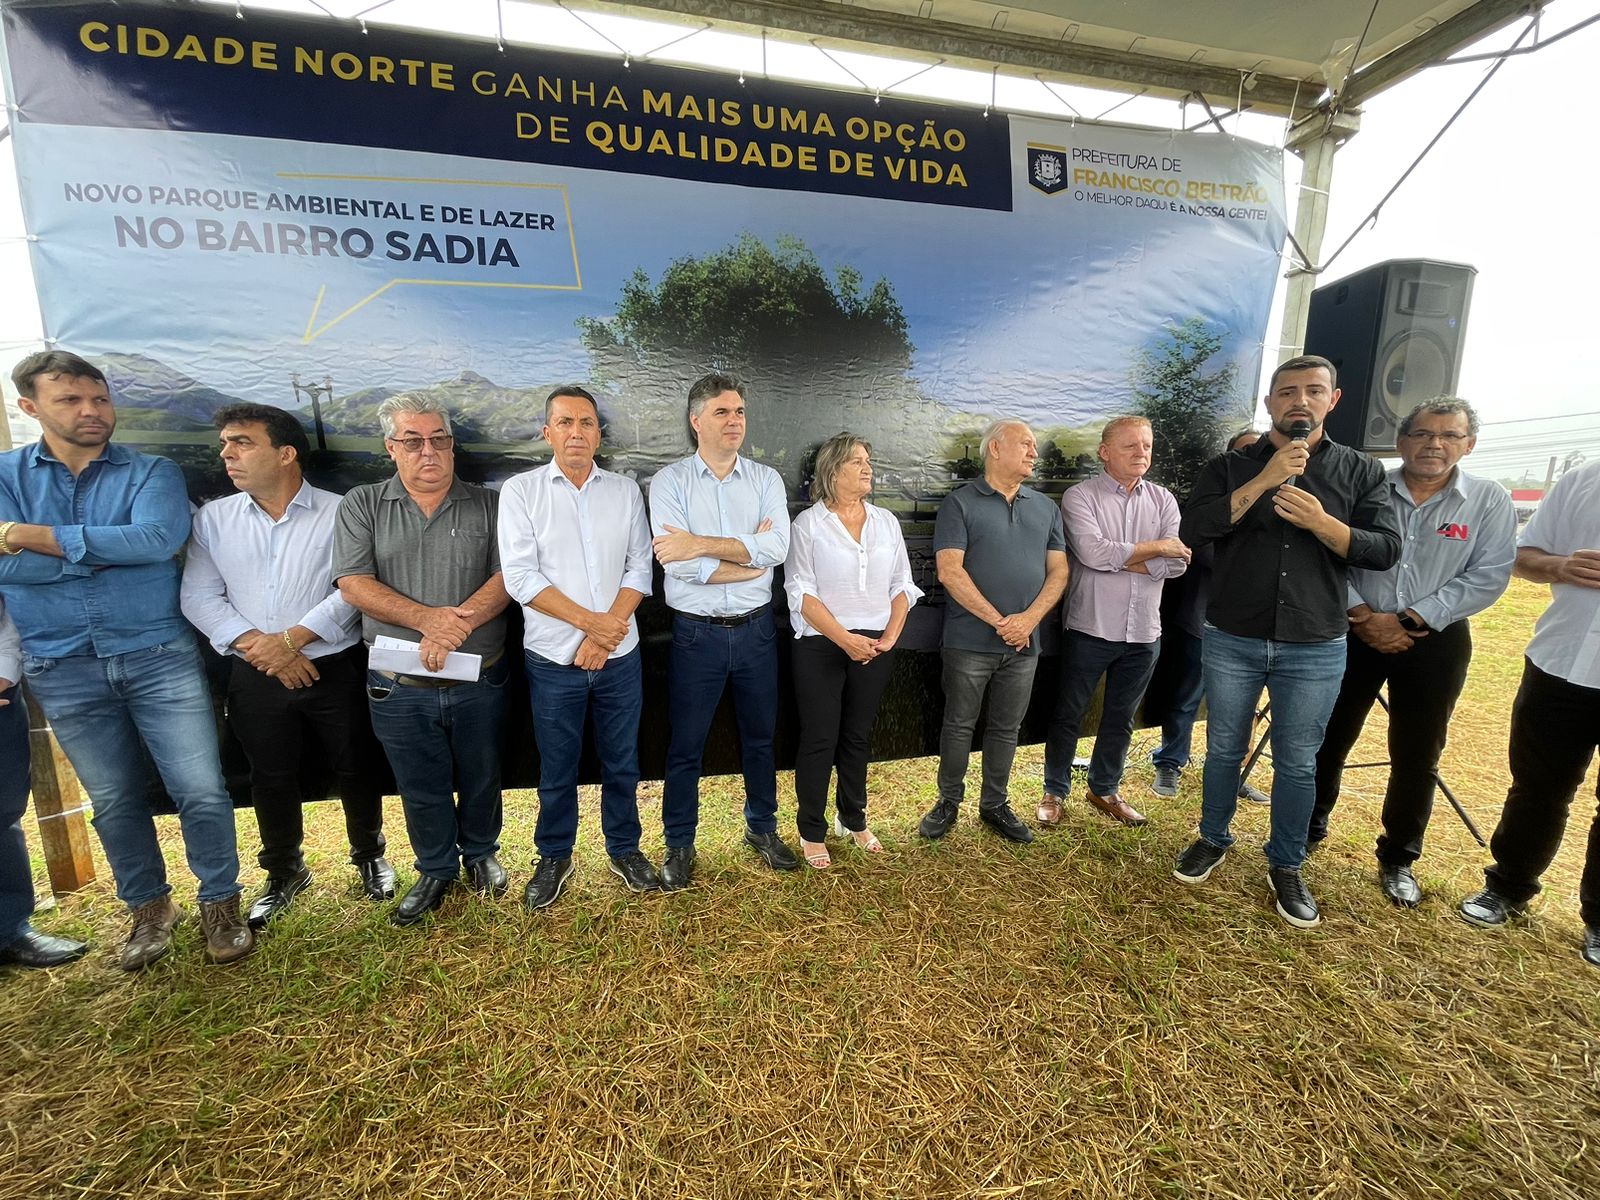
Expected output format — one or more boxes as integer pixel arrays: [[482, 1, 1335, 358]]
[[785, 433, 922, 868]]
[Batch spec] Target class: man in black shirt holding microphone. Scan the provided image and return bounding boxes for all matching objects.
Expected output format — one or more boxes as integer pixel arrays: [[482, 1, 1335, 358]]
[[1173, 356, 1401, 928]]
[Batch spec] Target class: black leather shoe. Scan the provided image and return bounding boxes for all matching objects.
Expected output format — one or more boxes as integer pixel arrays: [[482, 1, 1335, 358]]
[[1459, 887, 1527, 929], [918, 799, 960, 840], [0, 925, 89, 968], [357, 857, 396, 901], [247, 867, 313, 930], [609, 851, 661, 892], [1379, 863, 1423, 908], [390, 875, 458, 927], [466, 853, 509, 899], [523, 856, 574, 911], [1583, 926, 1600, 968], [659, 846, 696, 891], [979, 804, 1034, 844], [744, 829, 801, 871]]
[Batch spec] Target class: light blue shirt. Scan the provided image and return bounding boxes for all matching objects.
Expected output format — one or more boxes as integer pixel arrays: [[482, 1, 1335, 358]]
[[1346, 465, 1517, 631], [648, 452, 790, 616], [181, 481, 360, 659], [0, 441, 191, 658], [498, 461, 653, 663]]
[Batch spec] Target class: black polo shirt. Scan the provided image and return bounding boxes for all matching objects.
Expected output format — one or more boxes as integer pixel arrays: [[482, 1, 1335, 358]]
[[933, 478, 1066, 655], [1179, 435, 1401, 642]]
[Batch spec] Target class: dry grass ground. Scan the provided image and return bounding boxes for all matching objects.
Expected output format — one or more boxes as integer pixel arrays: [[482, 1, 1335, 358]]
[[2, 579, 1597, 1199]]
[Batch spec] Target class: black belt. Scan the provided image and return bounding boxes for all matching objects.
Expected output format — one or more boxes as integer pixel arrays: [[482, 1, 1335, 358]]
[[373, 671, 462, 689], [674, 605, 770, 628]]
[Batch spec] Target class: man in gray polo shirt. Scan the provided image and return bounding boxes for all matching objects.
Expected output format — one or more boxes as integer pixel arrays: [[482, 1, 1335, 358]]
[[333, 394, 511, 926], [920, 418, 1069, 843]]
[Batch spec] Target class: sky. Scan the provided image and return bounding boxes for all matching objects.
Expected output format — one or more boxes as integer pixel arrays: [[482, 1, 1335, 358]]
[[2, 0, 1596, 482]]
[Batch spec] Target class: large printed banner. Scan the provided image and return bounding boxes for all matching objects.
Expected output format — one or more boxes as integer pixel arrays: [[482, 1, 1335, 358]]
[[0, 0, 1287, 765]]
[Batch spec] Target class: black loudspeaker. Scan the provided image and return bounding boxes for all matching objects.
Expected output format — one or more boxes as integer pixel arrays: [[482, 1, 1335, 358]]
[[1306, 259, 1476, 453]]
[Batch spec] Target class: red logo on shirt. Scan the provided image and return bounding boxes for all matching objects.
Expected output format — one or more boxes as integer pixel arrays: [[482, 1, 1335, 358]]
[[1437, 523, 1470, 540]]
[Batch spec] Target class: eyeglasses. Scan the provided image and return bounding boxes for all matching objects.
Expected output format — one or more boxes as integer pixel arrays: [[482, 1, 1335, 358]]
[[1400, 430, 1469, 444], [386, 434, 455, 454]]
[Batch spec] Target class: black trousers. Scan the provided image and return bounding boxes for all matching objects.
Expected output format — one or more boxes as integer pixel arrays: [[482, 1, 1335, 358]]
[[1484, 658, 1600, 926], [791, 632, 895, 842], [227, 645, 386, 878], [1310, 619, 1471, 864]]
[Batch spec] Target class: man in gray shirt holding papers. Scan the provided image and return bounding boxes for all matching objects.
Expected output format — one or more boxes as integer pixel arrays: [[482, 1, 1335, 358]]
[[333, 394, 510, 927], [1309, 398, 1515, 907], [498, 386, 658, 911], [183, 404, 394, 929]]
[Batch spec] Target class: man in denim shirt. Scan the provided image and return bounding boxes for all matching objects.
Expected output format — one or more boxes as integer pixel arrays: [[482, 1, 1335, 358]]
[[0, 351, 251, 970]]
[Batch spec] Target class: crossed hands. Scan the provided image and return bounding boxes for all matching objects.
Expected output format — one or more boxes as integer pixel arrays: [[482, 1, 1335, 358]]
[[839, 631, 899, 664], [1350, 610, 1425, 655], [235, 631, 321, 690], [415, 605, 477, 673], [995, 612, 1039, 651], [574, 610, 632, 671]]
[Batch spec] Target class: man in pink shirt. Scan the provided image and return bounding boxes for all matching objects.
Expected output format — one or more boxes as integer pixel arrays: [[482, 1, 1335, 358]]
[[1040, 416, 1190, 828]]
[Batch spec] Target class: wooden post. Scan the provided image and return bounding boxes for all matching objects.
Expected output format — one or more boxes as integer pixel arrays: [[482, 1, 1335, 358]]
[[23, 687, 96, 895]]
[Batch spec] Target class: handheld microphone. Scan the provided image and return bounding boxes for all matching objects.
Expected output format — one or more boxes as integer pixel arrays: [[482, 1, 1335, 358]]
[[1285, 419, 1311, 479]]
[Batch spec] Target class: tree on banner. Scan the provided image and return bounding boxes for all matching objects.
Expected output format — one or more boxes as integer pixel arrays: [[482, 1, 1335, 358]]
[[579, 233, 945, 492], [1132, 317, 1249, 502]]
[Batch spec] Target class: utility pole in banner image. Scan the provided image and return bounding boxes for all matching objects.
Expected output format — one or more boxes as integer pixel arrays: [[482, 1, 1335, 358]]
[[290, 373, 333, 450]]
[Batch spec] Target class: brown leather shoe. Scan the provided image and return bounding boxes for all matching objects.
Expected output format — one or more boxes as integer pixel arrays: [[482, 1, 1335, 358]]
[[199, 894, 256, 966], [1036, 792, 1065, 828], [120, 896, 184, 972], [1086, 790, 1148, 827]]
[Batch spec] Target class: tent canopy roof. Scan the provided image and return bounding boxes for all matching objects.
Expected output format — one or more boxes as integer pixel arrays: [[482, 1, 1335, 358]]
[[602, 0, 1544, 114]]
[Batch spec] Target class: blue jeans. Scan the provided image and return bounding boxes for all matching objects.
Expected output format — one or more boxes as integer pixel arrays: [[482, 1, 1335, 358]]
[[20, 635, 241, 909], [1198, 625, 1347, 869], [525, 647, 643, 860], [366, 656, 509, 881], [1042, 631, 1157, 797], [663, 609, 779, 847], [1153, 628, 1205, 771], [937, 648, 1039, 810], [0, 685, 34, 943]]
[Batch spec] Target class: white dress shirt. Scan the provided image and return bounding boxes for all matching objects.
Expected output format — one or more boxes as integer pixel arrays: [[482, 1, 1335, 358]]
[[498, 460, 653, 664], [784, 501, 922, 636], [648, 452, 790, 616], [181, 482, 359, 659], [0, 598, 19, 684], [1519, 460, 1600, 688]]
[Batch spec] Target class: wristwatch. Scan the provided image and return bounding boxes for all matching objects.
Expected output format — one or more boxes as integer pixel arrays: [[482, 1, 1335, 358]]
[[1397, 611, 1428, 632]]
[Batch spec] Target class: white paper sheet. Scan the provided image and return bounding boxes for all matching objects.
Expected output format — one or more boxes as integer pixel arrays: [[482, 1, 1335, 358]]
[[368, 636, 482, 682]]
